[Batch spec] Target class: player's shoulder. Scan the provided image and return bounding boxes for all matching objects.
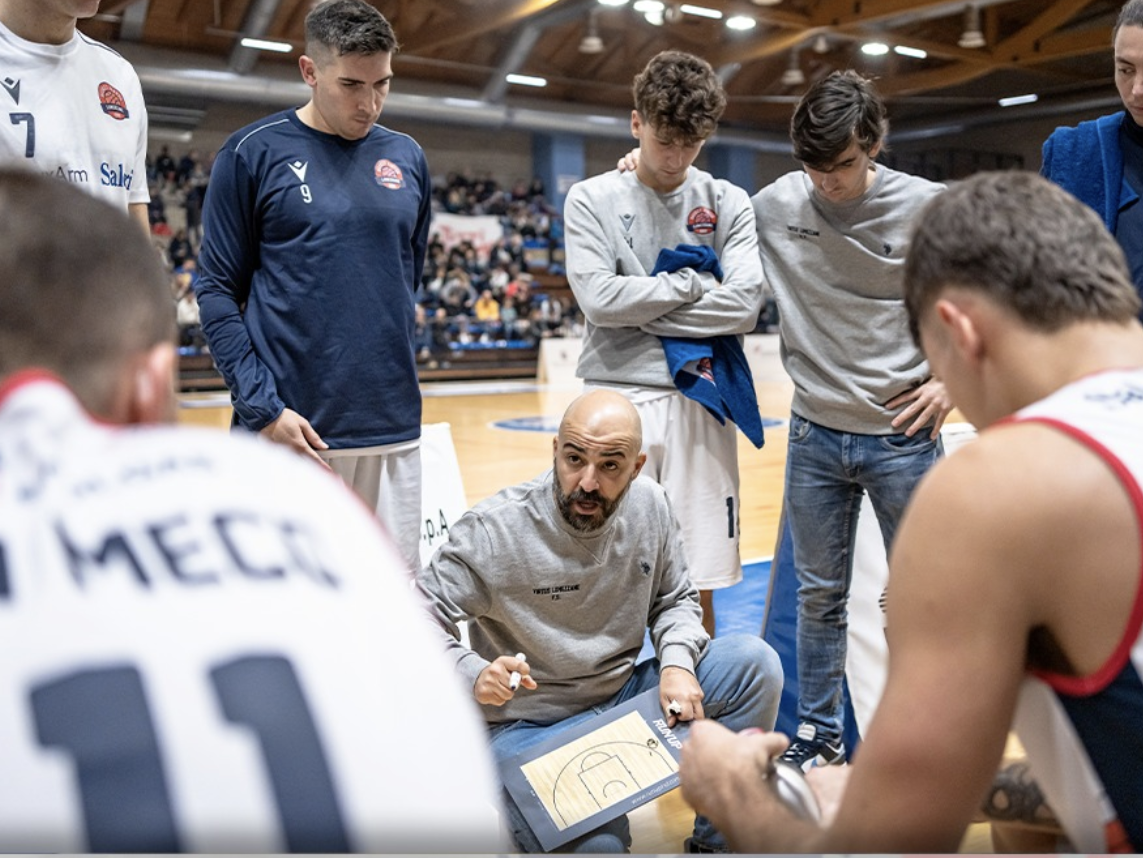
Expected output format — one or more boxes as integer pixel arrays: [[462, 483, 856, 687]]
[[694, 171, 752, 206], [71, 30, 143, 89], [122, 423, 367, 511], [568, 169, 631, 201], [470, 471, 548, 519], [223, 110, 297, 154], [74, 31, 133, 66], [881, 164, 945, 196], [752, 170, 804, 203], [911, 422, 1096, 535], [625, 476, 673, 524], [371, 123, 426, 155]]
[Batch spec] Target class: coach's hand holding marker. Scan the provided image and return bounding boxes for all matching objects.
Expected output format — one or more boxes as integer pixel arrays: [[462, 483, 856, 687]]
[[508, 653, 527, 691], [473, 652, 535, 706]]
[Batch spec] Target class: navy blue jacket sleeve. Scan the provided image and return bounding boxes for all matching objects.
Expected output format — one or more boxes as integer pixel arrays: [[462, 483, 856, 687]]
[[194, 145, 285, 431]]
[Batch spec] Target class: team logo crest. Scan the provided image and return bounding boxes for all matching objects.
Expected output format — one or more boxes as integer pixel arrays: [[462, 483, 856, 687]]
[[97, 82, 129, 120], [686, 206, 717, 235], [374, 159, 404, 190]]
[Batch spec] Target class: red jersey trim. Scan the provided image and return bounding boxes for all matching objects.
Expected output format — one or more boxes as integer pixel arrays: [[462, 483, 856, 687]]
[[1010, 415, 1143, 697]]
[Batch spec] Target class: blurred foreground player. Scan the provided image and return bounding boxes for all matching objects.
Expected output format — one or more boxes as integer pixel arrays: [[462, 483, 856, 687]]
[[678, 172, 1143, 852], [0, 169, 503, 853], [196, 0, 430, 573]]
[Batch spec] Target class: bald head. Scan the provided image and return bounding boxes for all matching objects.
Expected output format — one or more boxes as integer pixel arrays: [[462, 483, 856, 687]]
[[552, 390, 646, 532], [558, 389, 643, 456]]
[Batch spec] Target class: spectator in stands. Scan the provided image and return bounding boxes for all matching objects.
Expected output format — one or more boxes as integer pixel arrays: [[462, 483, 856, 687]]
[[499, 294, 522, 340], [474, 288, 501, 324], [429, 307, 453, 366], [153, 144, 176, 183], [168, 228, 192, 269], [505, 267, 532, 302], [175, 148, 199, 185], [147, 182, 167, 230], [440, 270, 477, 316], [195, 0, 431, 574], [413, 302, 432, 362], [487, 262, 511, 296], [174, 275, 202, 348]]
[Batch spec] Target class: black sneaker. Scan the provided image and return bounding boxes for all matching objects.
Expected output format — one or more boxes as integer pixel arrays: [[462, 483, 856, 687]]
[[683, 836, 729, 853], [778, 723, 846, 772]]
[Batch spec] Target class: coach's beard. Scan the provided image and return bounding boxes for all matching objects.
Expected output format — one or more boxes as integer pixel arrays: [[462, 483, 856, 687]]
[[552, 469, 633, 533]]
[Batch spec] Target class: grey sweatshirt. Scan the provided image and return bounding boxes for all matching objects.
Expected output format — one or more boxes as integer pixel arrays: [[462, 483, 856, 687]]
[[564, 167, 765, 388], [416, 471, 708, 725], [752, 166, 944, 434]]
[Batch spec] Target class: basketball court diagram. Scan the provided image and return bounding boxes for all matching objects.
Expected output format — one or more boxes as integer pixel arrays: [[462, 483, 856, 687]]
[[519, 710, 678, 831]]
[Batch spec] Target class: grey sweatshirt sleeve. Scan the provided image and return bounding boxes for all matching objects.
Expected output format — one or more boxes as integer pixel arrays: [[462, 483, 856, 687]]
[[564, 177, 708, 328], [639, 185, 765, 338], [415, 513, 496, 694], [648, 500, 709, 673]]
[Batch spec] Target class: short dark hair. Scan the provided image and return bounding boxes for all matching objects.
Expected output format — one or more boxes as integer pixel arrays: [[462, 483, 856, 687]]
[[0, 169, 175, 413], [305, 0, 398, 60], [790, 70, 888, 168], [1115, 0, 1143, 41], [904, 172, 1141, 344], [632, 51, 726, 145]]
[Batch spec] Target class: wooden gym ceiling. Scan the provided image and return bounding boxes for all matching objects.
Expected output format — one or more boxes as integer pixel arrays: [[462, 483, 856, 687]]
[[81, 0, 1126, 140]]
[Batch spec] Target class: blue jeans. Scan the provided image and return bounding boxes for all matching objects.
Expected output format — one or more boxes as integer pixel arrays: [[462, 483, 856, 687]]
[[784, 412, 942, 744], [489, 634, 782, 853]]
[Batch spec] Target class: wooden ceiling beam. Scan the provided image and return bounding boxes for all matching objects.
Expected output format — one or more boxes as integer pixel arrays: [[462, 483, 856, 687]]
[[875, 60, 998, 96], [996, 0, 1102, 55], [406, 0, 561, 54]]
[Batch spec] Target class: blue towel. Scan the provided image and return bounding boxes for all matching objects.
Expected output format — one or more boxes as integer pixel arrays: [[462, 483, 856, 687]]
[[653, 245, 765, 448]]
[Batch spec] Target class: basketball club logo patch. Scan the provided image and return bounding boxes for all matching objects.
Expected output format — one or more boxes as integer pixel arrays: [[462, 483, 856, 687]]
[[374, 159, 404, 190], [97, 82, 129, 120], [686, 206, 717, 235]]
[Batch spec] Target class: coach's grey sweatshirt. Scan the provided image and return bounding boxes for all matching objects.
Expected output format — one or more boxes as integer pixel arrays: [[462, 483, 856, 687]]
[[752, 166, 944, 434], [417, 471, 708, 725], [564, 167, 764, 388]]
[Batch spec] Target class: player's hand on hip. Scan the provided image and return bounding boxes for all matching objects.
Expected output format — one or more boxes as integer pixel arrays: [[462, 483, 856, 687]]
[[475, 654, 535, 706], [887, 377, 954, 440], [616, 148, 641, 173], [659, 665, 704, 726], [261, 407, 330, 466]]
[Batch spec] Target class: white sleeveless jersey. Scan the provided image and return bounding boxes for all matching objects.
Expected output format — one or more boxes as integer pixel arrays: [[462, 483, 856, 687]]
[[0, 21, 148, 211], [1008, 367, 1143, 853], [0, 373, 504, 853]]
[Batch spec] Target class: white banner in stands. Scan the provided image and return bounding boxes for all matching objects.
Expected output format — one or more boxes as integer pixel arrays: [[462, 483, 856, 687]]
[[430, 213, 504, 259], [537, 336, 584, 388], [419, 422, 469, 567]]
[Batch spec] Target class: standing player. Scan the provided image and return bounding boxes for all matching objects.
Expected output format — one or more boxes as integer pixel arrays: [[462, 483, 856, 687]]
[[196, 0, 430, 573], [1041, 0, 1143, 317], [0, 0, 150, 232], [564, 51, 765, 635], [0, 168, 503, 853], [752, 71, 950, 770]]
